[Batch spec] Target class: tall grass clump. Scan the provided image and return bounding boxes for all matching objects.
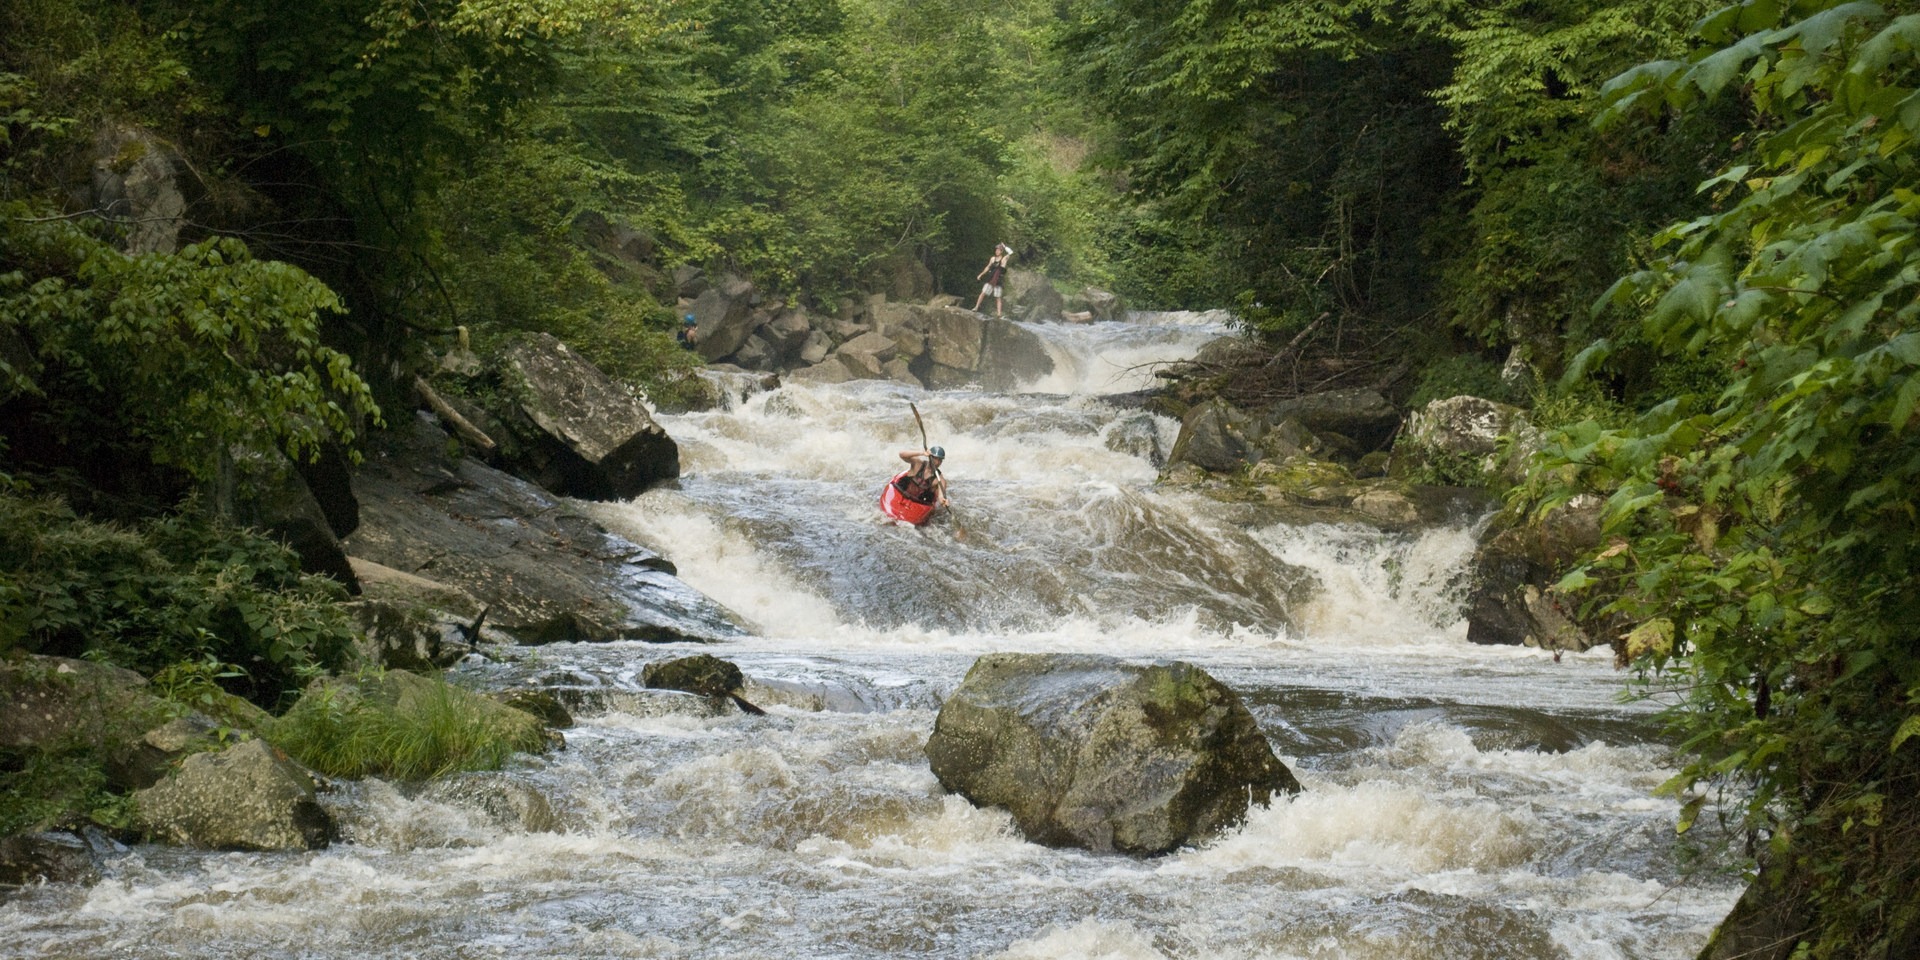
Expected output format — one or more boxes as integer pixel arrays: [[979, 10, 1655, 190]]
[[268, 670, 547, 781]]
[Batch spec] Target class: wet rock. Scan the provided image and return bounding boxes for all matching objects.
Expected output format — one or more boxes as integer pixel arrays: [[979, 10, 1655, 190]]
[[644, 654, 765, 714], [1265, 389, 1401, 452], [0, 831, 99, 887], [1166, 399, 1255, 474], [1104, 413, 1167, 467], [1466, 496, 1608, 652], [691, 275, 763, 361], [978, 318, 1055, 390], [418, 772, 558, 833], [498, 333, 679, 500], [490, 689, 574, 730], [346, 413, 745, 644], [134, 739, 333, 851], [924, 306, 985, 371], [926, 653, 1300, 856], [695, 366, 783, 411], [643, 654, 745, 699]]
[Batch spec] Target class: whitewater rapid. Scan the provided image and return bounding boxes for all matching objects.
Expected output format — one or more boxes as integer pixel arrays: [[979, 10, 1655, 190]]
[[0, 311, 1739, 960]]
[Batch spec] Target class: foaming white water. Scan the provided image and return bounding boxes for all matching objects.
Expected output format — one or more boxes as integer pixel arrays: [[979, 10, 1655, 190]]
[[993, 918, 1173, 960], [1021, 312, 1231, 395], [587, 489, 849, 638], [1257, 521, 1484, 645]]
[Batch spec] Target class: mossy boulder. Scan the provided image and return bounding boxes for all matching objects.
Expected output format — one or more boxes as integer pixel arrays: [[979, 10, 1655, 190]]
[[133, 739, 333, 851], [925, 653, 1300, 856]]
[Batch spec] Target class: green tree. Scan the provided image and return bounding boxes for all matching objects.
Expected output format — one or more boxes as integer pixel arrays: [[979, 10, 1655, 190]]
[[1544, 3, 1920, 954]]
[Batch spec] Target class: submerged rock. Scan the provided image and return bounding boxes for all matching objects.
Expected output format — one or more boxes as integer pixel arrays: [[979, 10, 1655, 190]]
[[644, 654, 766, 714], [418, 772, 558, 834], [926, 653, 1300, 856], [134, 739, 333, 851]]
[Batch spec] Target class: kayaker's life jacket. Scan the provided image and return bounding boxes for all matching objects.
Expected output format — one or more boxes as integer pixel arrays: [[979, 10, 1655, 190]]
[[896, 460, 940, 504]]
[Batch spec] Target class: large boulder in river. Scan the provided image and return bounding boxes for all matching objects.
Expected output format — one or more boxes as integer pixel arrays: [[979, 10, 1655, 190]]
[[926, 653, 1300, 856], [133, 739, 333, 851], [499, 333, 679, 500], [924, 306, 985, 371]]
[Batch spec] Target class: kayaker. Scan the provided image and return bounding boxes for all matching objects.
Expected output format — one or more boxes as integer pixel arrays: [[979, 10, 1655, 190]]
[[895, 446, 949, 508]]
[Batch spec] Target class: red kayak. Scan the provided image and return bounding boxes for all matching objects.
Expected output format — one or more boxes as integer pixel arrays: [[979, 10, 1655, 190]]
[[879, 471, 938, 525]]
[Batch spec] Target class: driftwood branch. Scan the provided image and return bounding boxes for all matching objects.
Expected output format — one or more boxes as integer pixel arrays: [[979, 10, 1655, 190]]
[[414, 376, 496, 452]]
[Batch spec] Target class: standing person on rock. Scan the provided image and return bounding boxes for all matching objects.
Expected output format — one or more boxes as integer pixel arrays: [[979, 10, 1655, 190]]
[[972, 243, 1012, 317], [676, 313, 699, 350]]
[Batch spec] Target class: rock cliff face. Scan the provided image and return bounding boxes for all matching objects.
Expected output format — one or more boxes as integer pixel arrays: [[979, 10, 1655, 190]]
[[345, 414, 744, 645], [925, 653, 1300, 856]]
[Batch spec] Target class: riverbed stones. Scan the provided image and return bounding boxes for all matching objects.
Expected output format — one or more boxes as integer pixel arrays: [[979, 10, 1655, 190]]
[[134, 739, 333, 851], [498, 332, 680, 500], [926, 653, 1300, 856]]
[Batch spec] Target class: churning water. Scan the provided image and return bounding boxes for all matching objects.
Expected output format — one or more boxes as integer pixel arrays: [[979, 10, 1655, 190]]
[[0, 312, 1740, 959]]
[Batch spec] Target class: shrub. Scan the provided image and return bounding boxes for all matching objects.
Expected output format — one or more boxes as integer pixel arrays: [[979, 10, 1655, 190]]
[[267, 670, 547, 781], [0, 493, 356, 706]]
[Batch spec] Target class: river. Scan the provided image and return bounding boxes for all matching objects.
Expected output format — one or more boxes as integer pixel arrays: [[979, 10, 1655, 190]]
[[0, 312, 1740, 959]]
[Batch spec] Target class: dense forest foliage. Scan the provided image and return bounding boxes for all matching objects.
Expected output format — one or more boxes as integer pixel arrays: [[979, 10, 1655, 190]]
[[5, 0, 1920, 953]]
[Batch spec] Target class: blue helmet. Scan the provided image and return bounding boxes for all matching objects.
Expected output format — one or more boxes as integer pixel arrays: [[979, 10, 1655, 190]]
[[929, 446, 945, 460], [683, 314, 697, 326]]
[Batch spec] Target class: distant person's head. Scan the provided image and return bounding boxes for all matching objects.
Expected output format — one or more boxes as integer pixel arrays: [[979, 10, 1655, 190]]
[[996, 243, 1011, 256], [684, 314, 697, 326]]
